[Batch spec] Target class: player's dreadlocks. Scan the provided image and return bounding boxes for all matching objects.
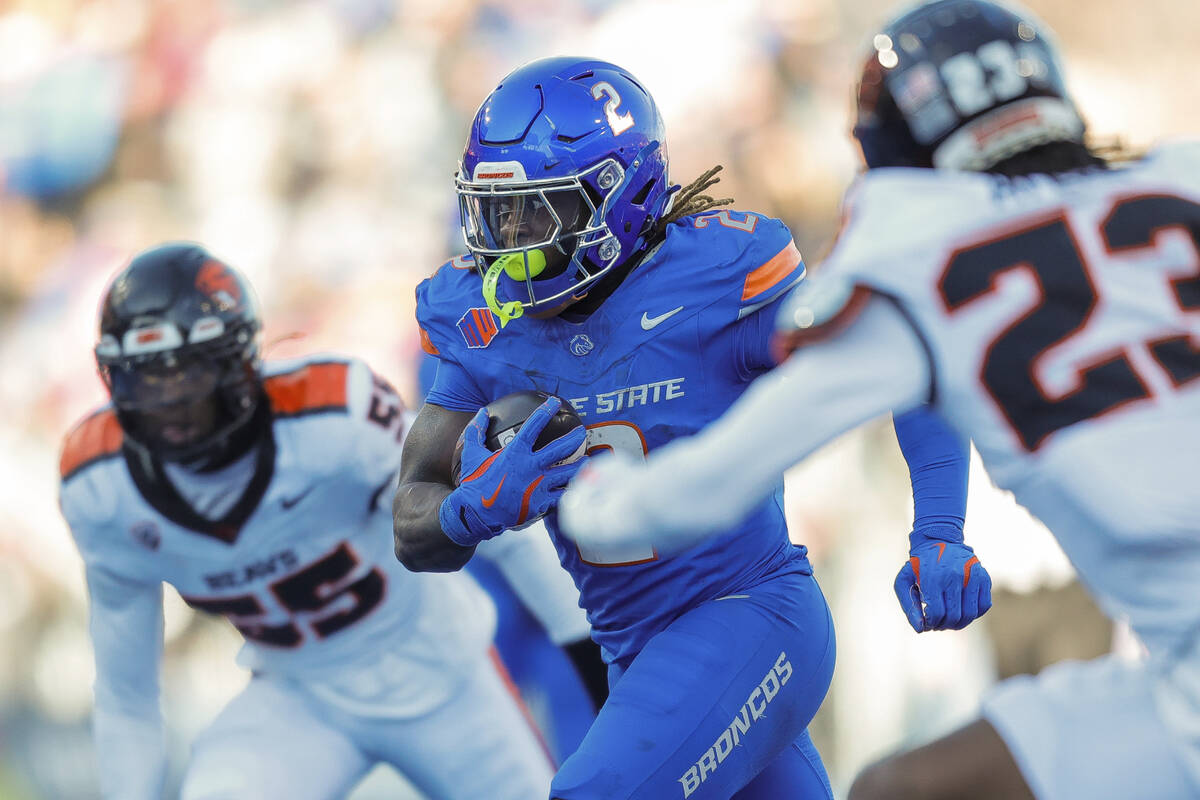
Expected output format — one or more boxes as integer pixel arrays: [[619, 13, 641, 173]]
[[988, 141, 1106, 178], [988, 136, 1144, 179], [654, 165, 735, 234], [1087, 135, 1146, 166], [566, 166, 738, 317]]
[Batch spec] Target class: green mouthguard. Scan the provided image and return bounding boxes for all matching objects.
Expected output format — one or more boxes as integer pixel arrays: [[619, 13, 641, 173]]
[[482, 256, 526, 328], [497, 248, 547, 280]]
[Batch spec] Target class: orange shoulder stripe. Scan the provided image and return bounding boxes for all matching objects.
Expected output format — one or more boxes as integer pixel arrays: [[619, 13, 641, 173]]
[[419, 324, 440, 356], [742, 240, 803, 301], [60, 409, 123, 480], [265, 361, 350, 417]]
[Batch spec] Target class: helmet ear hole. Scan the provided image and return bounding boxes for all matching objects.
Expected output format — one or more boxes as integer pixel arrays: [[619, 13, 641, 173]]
[[630, 179, 655, 206]]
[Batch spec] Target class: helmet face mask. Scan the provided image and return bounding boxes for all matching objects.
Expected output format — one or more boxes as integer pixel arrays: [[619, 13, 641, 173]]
[[456, 57, 673, 319], [96, 244, 264, 467], [461, 183, 591, 253], [457, 157, 629, 312], [99, 334, 259, 462]]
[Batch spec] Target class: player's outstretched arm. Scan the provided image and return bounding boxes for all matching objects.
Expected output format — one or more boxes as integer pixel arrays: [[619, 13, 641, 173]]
[[392, 402, 480, 572], [893, 409, 993, 632], [561, 292, 930, 553]]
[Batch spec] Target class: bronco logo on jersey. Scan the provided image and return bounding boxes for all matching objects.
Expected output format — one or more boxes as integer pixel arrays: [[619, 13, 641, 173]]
[[570, 334, 595, 356], [457, 307, 499, 349], [195, 259, 242, 311]]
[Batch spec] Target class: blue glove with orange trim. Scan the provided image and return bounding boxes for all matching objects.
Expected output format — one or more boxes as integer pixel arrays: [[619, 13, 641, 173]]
[[439, 397, 588, 547], [894, 528, 992, 633]]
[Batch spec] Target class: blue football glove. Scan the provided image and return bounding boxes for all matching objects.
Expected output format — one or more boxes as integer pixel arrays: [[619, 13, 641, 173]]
[[439, 397, 587, 547], [894, 529, 992, 633]]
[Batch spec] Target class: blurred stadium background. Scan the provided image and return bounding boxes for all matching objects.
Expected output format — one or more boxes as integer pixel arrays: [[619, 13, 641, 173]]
[[0, 0, 1196, 797]]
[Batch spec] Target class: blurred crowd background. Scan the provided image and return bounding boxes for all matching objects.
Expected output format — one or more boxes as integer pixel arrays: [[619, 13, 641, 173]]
[[0, 0, 1196, 797]]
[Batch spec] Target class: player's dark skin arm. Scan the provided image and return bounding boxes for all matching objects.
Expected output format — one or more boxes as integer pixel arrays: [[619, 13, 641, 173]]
[[392, 402, 478, 572], [848, 719, 1035, 800]]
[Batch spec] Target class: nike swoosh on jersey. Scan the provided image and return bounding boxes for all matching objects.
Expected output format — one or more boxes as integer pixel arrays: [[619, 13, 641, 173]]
[[640, 306, 685, 330], [481, 475, 506, 508], [280, 486, 314, 510]]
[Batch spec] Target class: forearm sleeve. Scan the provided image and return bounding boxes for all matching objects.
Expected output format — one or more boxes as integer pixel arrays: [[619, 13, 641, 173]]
[[893, 406, 969, 542]]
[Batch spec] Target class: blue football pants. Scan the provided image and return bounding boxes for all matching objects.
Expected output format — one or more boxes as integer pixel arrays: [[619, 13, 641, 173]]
[[550, 568, 835, 799]]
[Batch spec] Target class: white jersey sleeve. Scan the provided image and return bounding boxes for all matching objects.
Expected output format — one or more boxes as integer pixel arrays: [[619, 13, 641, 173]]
[[60, 470, 167, 800], [474, 522, 589, 645], [560, 294, 930, 552], [86, 566, 166, 800]]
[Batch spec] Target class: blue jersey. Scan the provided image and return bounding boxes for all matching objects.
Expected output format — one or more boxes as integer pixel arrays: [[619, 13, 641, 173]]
[[417, 211, 808, 665]]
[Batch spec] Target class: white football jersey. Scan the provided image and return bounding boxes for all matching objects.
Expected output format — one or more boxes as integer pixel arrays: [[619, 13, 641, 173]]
[[822, 141, 1200, 651], [60, 355, 495, 715]]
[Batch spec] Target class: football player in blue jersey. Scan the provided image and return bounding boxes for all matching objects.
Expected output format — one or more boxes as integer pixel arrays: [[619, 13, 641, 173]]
[[416, 352, 608, 761], [392, 57, 990, 799]]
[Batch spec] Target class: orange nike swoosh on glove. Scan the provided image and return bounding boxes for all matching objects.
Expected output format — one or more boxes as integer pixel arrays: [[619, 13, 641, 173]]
[[515, 476, 545, 526], [963, 555, 980, 587], [463, 450, 502, 483], [481, 475, 506, 508]]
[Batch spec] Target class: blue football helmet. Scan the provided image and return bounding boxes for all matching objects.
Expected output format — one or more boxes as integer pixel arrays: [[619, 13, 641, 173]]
[[853, 0, 1085, 171], [456, 57, 673, 323]]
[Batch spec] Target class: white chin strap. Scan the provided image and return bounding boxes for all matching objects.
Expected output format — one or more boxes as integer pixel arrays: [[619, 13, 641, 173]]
[[933, 97, 1086, 171]]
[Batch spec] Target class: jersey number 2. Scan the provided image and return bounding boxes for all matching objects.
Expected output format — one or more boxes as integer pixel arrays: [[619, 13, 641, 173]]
[[939, 193, 1200, 451], [576, 421, 658, 567]]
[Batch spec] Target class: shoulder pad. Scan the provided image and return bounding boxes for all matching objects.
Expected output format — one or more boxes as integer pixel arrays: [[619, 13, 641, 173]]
[[666, 210, 806, 316], [264, 358, 352, 418], [1144, 138, 1200, 177], [345, 357, 407, 436], [828, 168, 993, 278], [416, 254, 501, 361], [60, 407, 123, 482]]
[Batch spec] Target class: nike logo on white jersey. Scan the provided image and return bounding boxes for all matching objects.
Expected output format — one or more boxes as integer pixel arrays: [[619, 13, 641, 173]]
[[640, 306, 684, 330], [280, 487, 314, 510]]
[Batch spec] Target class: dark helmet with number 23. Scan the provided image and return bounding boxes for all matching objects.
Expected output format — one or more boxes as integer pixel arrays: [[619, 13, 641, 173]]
[[95, 243, 265, 468], [853, 0, 1086, 171]]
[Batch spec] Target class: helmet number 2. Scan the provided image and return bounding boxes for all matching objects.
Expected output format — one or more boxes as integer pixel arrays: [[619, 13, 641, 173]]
[[591, 81, 635, 136]]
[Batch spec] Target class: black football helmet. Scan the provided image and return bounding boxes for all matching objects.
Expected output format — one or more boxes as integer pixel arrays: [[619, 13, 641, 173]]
[[95, 243, 264, 467], [853, 0, 1085, 171]]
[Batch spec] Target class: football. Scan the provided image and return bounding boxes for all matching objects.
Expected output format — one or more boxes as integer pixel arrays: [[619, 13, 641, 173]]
[[451, 390, 586, 485]]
